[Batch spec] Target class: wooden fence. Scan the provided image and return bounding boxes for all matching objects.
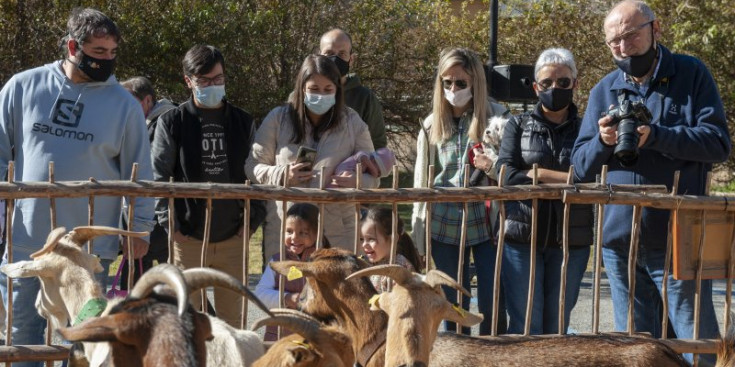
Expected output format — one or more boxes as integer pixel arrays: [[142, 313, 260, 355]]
[[0, 162, 732, 365]]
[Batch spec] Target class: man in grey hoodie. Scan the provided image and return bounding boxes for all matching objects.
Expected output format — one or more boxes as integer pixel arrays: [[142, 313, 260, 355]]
[[0, 8, 154, 363]]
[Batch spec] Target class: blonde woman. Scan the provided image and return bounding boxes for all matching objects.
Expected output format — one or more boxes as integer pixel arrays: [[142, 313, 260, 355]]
[[411, 48, 508, 335]]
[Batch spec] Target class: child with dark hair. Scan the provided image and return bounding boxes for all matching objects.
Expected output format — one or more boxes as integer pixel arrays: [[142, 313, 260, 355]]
[[255, 203, 329, 341], [360, 207, 423, 292]]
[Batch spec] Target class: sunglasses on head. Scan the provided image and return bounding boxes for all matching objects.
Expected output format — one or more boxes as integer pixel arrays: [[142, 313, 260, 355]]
[[537, 77, 572, 91], [442, 79, 469, 90]]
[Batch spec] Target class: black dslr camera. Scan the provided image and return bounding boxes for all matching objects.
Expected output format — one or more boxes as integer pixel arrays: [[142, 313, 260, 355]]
[[606, 100, 652, 166]]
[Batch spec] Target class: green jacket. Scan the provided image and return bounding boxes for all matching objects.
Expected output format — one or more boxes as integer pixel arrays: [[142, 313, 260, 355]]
[[343, 73, 387, 149]]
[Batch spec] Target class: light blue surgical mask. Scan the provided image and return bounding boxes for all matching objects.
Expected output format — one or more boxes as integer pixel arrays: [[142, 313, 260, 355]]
[[303, 92, 336, 115], [194, 85, 226, 108]]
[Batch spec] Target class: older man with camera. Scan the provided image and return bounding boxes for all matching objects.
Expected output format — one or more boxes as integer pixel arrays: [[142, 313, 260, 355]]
[[572, 0, 730, 365]]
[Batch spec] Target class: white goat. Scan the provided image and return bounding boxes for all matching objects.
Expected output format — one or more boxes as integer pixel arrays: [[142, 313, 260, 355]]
[[0, 226, 151, 367], [0, 226, 268, 367]]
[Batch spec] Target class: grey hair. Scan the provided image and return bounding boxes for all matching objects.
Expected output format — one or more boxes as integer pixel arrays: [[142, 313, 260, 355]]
[[606, 1, 656, 25], [121, 76, 156, 101], [534, 48, 577, 79]]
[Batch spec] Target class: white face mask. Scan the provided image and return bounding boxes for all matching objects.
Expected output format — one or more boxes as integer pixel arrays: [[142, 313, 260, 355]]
[[304, 92, 336, 115], [194, 85, 226, 108], [444, 87, 473, 107]]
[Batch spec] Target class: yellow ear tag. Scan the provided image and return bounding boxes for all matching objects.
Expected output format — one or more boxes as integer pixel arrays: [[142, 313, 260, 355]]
[[369, 294, 380, 307], [452, 303, 466, 318], [290, 339, 312, 349], [287, 266, 303, 281]]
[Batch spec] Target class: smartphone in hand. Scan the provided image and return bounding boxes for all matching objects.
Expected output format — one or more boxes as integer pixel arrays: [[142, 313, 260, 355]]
[[295, 146, 317, 171]]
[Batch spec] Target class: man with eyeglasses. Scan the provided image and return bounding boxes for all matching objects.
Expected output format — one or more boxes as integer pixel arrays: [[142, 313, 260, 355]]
[[0, 8, 154, 366], [572, 1, 729, 364], [151, 44, 266, 328]]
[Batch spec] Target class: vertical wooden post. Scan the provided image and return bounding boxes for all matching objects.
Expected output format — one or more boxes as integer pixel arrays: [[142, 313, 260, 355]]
[[425, 165, 435, 272], [692, 172, 712, 367], [390, 165, 399, 265], [491, 165, 507, 336], [200, 198, 213, 311], [240, 180, 251, 330], [87, 177, 96, 254], [592, 165, 608, 334], [626, 205, 643, 335], [354, 162, 362, 254], [455, 165, 471, 333], [5, 162, 15, 353], [524, 164, 539, 336], [126, 163, 139, 292], [662, 171, 680, 339], [558, 166, 573, 335], [167, 177, 175, 264], [317, 167, 326, 249]]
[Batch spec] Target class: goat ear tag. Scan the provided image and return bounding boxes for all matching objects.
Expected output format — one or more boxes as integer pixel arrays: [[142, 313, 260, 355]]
[[452, 303, 466, 318], [287, 266, 303, 281], [368, 294, 380, 307]]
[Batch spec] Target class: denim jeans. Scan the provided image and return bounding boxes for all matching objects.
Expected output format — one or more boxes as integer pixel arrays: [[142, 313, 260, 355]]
[[0, 257, 111, 367], [431, 239, 506, 335], [602, 245, 719, 366], [502, 242, 590, 335]]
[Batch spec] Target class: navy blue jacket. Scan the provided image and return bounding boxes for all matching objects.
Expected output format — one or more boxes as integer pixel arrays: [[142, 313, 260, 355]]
[[497, 103, 593, 248], [571, 45, 730, 250]]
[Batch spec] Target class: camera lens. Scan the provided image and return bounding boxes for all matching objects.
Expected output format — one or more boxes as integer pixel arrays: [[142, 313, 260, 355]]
[[614, 118, 640, 166]]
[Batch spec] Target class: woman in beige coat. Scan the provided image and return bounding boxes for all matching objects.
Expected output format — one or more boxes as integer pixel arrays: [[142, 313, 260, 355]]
[[246, 55, 379, 251]]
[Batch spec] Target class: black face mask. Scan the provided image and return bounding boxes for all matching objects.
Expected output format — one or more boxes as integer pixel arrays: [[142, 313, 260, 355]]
[[538, 87, 573, 112], [76, 50, 116, 82], [327, 55, 350, 77], [614, 38, 657, 78]]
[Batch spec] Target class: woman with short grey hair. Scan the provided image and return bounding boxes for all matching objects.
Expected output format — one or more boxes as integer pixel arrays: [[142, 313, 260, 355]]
[[495, 47, 593, 334]]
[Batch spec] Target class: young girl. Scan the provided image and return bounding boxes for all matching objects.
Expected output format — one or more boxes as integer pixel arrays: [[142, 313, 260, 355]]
[[360, 207, 423, 292], [255, 203, 329, 341]]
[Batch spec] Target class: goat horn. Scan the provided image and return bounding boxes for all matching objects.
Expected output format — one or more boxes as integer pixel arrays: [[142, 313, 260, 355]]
[[130, 263, 188, 317], [181, 268, 272, 317], [346, 264, 414, 286], [251, 312, 322, 342], [67, 226, 148, 247], [425, 269, 472, 298], [30, 227, 67, 258], [269, 308, 321, 324]]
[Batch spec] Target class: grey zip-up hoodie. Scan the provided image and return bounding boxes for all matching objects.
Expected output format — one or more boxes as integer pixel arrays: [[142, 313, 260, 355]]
[[0, 60, 155, 260]]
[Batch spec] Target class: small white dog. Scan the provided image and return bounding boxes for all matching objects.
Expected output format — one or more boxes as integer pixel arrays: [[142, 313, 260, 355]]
[[470, 116, 508, 184]]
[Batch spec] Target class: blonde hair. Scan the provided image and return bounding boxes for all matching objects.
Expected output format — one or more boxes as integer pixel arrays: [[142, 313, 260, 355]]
[[429, 48, 488, 144]]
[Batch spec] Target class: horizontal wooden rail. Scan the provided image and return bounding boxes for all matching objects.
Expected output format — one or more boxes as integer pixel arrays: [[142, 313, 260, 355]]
[[0, 180, 667, 203], [476, 334, 718, 354], [564, 190, 735, 211], [0, 345, 70, 362]]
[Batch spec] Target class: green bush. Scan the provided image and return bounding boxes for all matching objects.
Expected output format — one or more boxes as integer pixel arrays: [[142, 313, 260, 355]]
[[1, 0, 732, 178]]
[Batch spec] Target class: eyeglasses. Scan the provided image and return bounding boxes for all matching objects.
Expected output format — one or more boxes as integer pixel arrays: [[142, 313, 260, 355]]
[[605, 20, 653, 48], [442, 79, 469, 90], [191, 74, 225, 87], [536, 77, 573, 91]]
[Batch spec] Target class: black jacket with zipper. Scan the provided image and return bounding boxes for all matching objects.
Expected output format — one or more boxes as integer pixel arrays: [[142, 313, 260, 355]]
[[496, 103, 593, 248], [151, 97, 266, 241]]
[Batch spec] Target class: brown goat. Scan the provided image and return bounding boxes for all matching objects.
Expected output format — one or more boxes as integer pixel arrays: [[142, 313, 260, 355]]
[[273, 248, 735, 367], [59, 264, 213, 367], [251, 308, 354, 367], [348, 265, 482, 366], [270, 248, 388, 367]]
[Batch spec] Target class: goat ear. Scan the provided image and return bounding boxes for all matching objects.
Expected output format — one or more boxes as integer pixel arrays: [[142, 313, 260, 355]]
[[0, 260, 45, 278], [193, 311, 214, 341], [57, 315, 123, 342], [287, 344, 319, 364], [441, 304, 484, 327], [369, 293, 390, 312]]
